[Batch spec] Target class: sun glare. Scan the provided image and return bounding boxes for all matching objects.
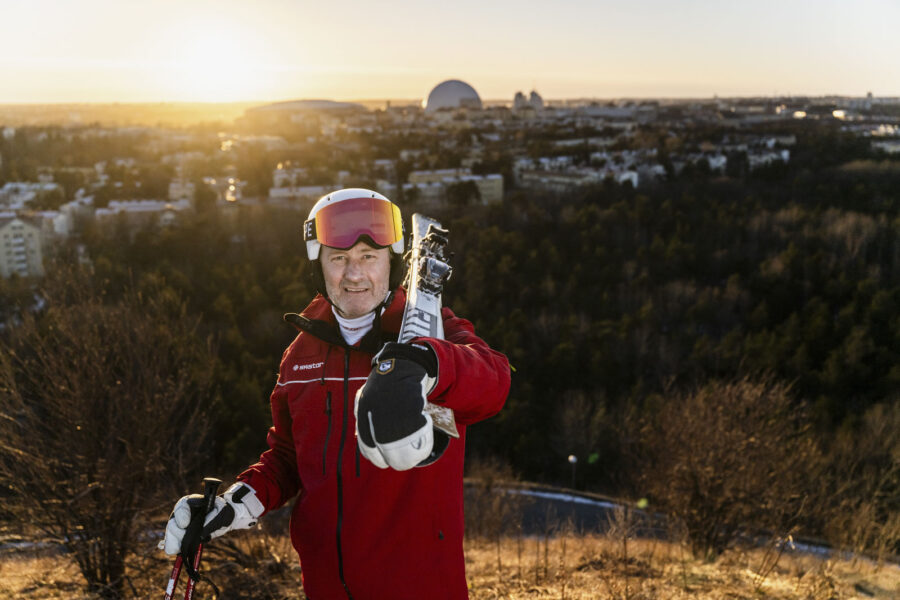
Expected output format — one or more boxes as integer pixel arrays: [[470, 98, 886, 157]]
[[164, 25, 272, 102]]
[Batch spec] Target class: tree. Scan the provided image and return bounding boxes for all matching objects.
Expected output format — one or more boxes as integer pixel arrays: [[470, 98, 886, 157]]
[[53, 169, 87, 202], [28, 185, 66, 210], [631, 376, 819, 558], [818, 401, 900, 561], [0, 268, 216, 599], [446, 180, 481, 208], [193, 179, 218, 213]]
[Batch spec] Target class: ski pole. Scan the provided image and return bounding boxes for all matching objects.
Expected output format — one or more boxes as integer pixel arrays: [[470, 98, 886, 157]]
[[163, 554, 185, 600], [163, 477, 222, 600]]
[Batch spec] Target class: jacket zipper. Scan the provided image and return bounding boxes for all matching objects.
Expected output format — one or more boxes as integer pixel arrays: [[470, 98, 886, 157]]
[[322, 392, 332, 477], [335, 350, 354, 599]]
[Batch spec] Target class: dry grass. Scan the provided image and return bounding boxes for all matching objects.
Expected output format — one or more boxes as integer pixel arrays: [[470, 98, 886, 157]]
[[0, 528, 304, 600], [464, 534, 900, 599], [2, 531, 898, 599], [0, 553, 94, 599]]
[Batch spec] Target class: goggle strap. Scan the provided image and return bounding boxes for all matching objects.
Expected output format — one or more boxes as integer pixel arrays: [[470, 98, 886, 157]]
[[303, 219, 316, 242]]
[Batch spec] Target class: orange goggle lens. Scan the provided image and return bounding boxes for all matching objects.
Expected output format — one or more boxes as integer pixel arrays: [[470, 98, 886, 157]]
[[305, 197, 403, 250]]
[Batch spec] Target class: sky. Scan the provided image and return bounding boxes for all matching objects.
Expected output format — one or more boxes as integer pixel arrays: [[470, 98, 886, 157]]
[[2, 0, 899, 104]]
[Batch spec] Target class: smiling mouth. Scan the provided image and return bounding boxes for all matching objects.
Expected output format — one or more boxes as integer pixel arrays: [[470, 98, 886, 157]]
[[344, 287, 368, 293]]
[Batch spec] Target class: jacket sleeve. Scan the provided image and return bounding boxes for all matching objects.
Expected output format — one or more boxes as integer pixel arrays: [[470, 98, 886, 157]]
[[236, 349, 302, 513], [415, 307, 510, 426]]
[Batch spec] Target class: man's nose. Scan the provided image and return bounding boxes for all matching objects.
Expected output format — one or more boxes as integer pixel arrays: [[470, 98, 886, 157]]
[[344, 259, 364, 280]]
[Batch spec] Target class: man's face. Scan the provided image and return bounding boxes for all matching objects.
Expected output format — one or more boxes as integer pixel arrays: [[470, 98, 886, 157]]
[[320, 242, 391, 319]]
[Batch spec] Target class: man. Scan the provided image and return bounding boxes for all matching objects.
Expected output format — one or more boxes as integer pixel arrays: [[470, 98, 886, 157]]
[[161, 188, 510, 599]]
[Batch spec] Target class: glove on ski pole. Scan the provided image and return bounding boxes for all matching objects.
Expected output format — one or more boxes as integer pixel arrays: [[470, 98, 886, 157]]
[[160, 482, 264, 556], [162, 477, 220, 600], [200, 482, 266, 541]]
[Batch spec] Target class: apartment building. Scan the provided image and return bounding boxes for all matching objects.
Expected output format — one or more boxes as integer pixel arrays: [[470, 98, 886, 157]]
[[0, 215, 44, 278]]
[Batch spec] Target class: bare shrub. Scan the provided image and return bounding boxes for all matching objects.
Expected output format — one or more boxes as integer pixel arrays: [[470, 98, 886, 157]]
[[0, 268, 215, 599], [199, 525, 303, 600], [819, 400, 900, 562], [631, 376, 818, 559], [464, 456, 530, 541]]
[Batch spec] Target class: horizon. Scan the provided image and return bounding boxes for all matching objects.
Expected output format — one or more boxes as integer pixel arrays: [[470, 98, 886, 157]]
[[0, 90, 893, 109], [1, 89, 894, 109], [3, 0, 899, 104]]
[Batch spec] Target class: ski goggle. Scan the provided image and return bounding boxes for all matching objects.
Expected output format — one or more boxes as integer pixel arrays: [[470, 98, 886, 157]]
[[304, 196, 403, 250]]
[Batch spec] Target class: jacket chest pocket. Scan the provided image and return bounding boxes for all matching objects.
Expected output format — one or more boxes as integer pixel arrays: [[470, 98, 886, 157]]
[[288, 388, 336, 485]]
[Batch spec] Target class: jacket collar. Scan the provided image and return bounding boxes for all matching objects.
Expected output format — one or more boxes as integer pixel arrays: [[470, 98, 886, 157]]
[[283, 288, 406, 352]]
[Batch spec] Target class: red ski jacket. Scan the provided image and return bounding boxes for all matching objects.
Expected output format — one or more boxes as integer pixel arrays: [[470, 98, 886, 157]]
[[238, 289, 510, 599]]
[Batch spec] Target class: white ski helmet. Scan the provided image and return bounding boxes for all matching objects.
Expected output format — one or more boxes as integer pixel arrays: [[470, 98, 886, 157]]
[[303, 188, 407, 294], [303, 188, 405, 260]]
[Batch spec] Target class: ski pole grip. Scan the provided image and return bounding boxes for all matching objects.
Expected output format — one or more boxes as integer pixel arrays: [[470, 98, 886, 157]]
[[201, 478, 222, 515], [180, 478, 222, 558]]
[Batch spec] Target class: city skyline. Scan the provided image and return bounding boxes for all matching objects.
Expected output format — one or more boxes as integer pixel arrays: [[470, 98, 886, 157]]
[[2, 0, 899, 104]]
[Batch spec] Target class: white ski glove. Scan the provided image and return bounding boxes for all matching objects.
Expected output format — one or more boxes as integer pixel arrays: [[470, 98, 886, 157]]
[[355, 342, 439, 471], [159, 482, 264, 556]]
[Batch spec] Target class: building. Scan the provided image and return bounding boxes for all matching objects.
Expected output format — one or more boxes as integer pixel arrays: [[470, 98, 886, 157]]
[[0, 182, 63, 210], [268, 185, 330, 207], [94, 199, 191, 228], [382, 171, 503, 209], [202, 177, 246, 203], [748, 149, 790, 170], [372, 159, 396, 180], [452, 174, 504, 205], [408, 168, 473, 184], [518, 170, 602, 193], [514, 92, 529, 110], [518, 165, 638, 191], [424, 80, 482, 113], [57, 193, 94, 234], [0, 215, 44, 278], [31, 210, 72, 237], [513, 156, 576, 182], [272, 163, 310, 188], [407, 168, 503, 203], [400, 148, 428, 162], [402, 181, 446, 207], [242, 99, 366, 129], [168, 178, 196, 202], [873, 140, 900, 154]]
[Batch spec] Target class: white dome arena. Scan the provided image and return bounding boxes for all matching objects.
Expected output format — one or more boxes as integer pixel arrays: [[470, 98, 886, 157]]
[[424, 80, 482, 113]]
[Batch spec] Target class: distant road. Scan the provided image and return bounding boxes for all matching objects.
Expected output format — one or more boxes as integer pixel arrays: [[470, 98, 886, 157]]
[[465, 481, 666, 538], [472, 482, 863, 563]]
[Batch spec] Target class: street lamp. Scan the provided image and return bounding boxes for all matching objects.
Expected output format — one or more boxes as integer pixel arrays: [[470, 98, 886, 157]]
[[568, 454, 577, 489]]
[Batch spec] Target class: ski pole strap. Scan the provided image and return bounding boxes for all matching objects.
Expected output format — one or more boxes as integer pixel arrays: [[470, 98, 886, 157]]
[[182, 548, 202, 583], [179, 495, 205, 580], [183, 545, 221, 600], [180, 478, 222, 581]]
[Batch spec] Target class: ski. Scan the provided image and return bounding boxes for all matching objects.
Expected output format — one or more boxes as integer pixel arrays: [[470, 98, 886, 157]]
[[398, 213, 459, 438]]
